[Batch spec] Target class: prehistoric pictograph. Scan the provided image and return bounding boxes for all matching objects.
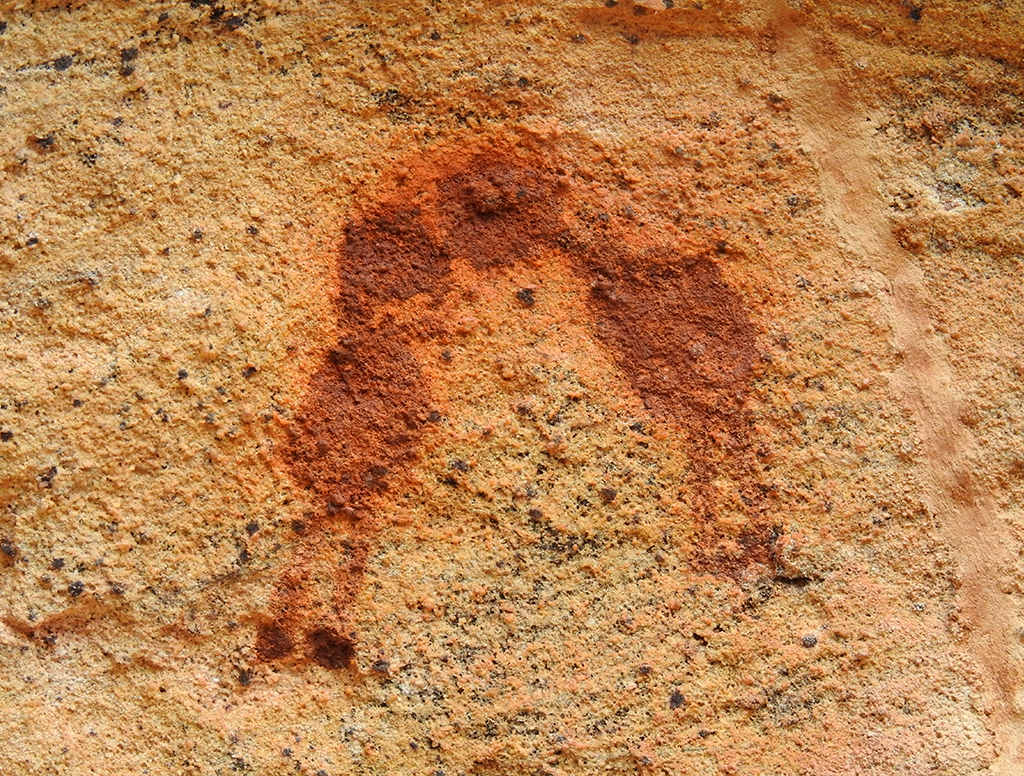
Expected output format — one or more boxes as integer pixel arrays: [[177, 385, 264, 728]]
[[256, 138, 773, 668]]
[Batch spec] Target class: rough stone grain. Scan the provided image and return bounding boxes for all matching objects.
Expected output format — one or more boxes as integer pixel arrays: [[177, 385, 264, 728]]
[[1, 1, 1023, 774]]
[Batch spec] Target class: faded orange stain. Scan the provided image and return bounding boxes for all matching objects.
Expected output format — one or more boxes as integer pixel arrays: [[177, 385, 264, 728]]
[[256, 134, 773, 668]]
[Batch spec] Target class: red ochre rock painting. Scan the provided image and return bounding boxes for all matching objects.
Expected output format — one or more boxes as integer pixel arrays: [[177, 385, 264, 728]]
[[255, 136, 772, 669]]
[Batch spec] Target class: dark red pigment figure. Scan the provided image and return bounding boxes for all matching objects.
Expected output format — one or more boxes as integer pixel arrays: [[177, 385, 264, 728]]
[[255, 138, 770, 669]]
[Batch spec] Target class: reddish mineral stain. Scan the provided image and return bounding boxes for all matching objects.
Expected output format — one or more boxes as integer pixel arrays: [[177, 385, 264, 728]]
[[573, 239, 769, 563], [256, 136, 771, 668]]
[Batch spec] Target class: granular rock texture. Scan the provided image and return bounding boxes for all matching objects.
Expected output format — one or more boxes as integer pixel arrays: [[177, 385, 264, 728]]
[[2, 1, 1024, 775]]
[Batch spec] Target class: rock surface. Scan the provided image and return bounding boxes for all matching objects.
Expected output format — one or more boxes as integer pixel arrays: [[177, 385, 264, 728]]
[[1, 1, 1023, 774]]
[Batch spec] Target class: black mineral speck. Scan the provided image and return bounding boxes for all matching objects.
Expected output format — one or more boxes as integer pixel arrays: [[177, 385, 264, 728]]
[[0, 430, 12, 442], [245, 521, 259, 536], [178, 369, 188, 380], [121, 47, 139, 62], [238, 669, 253, 686], [51, 557, 65, 570], [192, 228, 204, 241], [909, 5, 922, 21], [242, 366, 257, 378], [669, 689, 686, 708], [801, 634, 818, 648], [54, 55, 73, 71], [245, 225, 258, 235], [224, 16, 245, 30], [516, 288, 535, 307], [68, 581, 84, 597], [158, 11, 170, 22], [430, 31, 441, 40], [1, 539, 15, 557]]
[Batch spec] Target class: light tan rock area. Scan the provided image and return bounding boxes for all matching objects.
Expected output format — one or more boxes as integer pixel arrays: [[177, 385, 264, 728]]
[[2, 0, 1024, 773]]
